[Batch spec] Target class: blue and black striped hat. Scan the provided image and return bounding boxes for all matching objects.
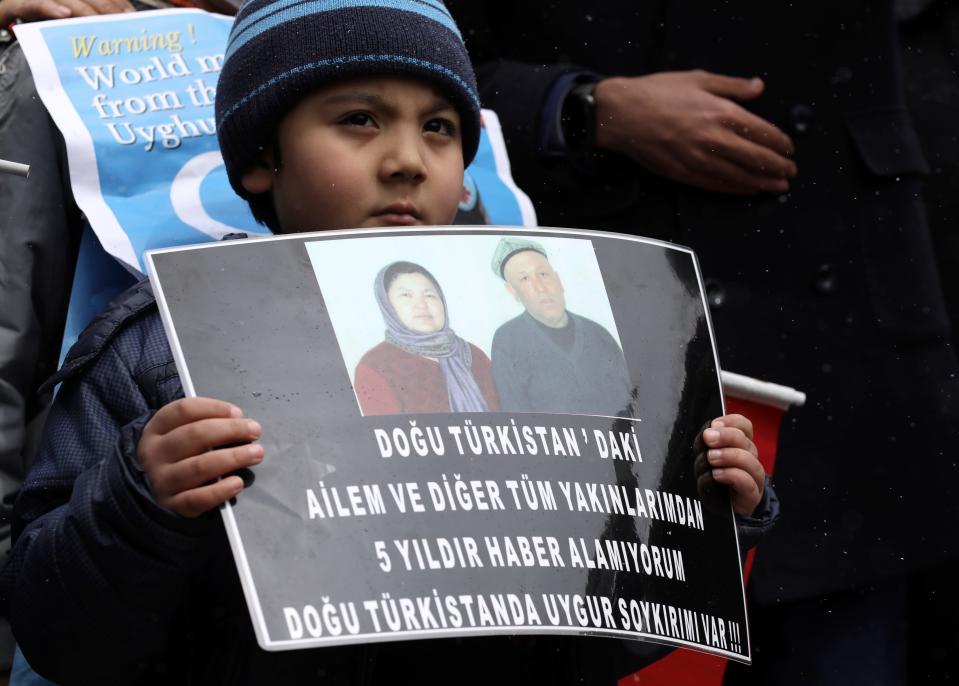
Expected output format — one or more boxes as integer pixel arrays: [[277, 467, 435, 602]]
[[215, 0, 481, 198]]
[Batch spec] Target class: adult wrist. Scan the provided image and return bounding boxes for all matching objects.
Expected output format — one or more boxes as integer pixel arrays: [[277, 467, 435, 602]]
[[592, 76, 629, 151]]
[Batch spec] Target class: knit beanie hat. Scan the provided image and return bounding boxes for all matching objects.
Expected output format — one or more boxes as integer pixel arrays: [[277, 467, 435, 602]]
[[215, 0, 481, 199], [491, 236, 548, 278]]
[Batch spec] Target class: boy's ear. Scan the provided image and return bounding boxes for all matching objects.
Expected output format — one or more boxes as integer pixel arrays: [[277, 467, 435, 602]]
[[241, 165, 275, 195], [240, 149, 277, 195]]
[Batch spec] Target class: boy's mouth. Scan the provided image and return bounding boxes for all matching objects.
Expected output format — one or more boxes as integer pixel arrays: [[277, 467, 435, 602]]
[[372, 202, 422, 225]]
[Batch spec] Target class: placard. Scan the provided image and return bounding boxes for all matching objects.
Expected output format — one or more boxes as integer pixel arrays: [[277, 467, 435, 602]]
[[146, 226, 749, 662]]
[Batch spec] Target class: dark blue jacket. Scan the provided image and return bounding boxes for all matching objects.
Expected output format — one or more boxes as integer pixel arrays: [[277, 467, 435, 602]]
[[2, 281, 778, 685]]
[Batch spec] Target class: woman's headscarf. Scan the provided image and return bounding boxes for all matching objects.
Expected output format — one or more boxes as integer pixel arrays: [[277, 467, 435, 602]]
[[375, 263, 489, 413]]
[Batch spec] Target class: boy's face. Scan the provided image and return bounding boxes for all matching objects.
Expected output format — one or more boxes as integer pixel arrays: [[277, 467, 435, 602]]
[[241, 76, 465, 233]]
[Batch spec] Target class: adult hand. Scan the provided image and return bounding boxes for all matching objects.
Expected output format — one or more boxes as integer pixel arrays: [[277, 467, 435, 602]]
[[593, 70, 797, 195], [137, 397, 264, 518], [0, 0, 132, 25]]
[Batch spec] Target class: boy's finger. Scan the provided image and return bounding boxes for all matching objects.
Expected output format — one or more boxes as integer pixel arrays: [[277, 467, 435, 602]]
[[702, 426, 756, 456], [166, 476, 245, 519], [693, 450, 709, 476], [157, 417, 262, 462], [156, 443, 264, 495], [695, 470, 719, 499], [711, 467, 762, 515], [712, 414, 753, 440], [148, 397, 243, 436], [706, 447, 765, 487]]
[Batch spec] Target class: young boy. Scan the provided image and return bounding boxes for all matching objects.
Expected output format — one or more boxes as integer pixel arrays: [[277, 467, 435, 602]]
[[3, 1, 777, 683]]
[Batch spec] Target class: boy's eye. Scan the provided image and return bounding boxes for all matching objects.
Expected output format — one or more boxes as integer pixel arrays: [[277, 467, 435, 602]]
[[341, 112, 376, 127], [423, 117, 457, 137]]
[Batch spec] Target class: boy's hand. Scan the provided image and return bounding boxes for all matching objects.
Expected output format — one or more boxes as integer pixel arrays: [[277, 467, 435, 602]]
[[137, 397, 263, 518], [696, 414, 765, 516]]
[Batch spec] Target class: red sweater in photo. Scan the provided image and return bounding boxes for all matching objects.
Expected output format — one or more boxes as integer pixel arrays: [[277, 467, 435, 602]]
[[354, 341, 500, 416]]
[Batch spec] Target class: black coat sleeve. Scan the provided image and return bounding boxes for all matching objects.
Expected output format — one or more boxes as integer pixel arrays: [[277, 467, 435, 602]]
[[735, 475, 780, 551], [447, 1, 589, 162]]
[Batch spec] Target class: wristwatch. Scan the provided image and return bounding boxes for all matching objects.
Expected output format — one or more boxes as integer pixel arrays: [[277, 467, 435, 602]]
[[561, 80, 599, 160]]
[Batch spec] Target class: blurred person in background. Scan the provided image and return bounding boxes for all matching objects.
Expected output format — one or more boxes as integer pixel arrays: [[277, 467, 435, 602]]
[[897, 0, 959, 680], [447, 1, 959, 683], [0, 0, 235, 682]]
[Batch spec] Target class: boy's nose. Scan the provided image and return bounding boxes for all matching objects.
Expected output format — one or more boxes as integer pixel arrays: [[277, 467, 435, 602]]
[[381, 132, 427, 183]]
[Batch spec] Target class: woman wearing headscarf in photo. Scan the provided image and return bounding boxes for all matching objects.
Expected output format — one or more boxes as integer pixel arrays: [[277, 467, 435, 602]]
[[354, 261, 499, 416]]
